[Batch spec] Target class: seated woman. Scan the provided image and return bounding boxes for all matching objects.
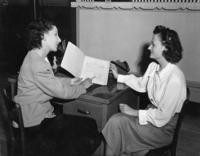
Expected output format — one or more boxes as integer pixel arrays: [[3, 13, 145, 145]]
[[102, 25, 186, 156], [14, 19, 101, 156]]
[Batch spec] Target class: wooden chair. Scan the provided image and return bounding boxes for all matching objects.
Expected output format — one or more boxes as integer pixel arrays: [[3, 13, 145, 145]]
[[2, 88, 56, 156], [1, 87, 102, 156], [146, 88, 190, 156], [1, 87, 25, 156], [7, 74, 18, 100], [2, 88, 52, 156]]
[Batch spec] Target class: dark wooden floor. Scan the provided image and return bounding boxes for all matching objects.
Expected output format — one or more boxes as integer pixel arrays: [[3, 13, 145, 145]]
[[0, 70, 200, 156]]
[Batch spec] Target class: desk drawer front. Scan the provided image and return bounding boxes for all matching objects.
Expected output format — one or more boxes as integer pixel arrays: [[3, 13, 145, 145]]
[[63, 101, 103, 129], [76, 101, 103, 129], [63, 100, 104, 129]]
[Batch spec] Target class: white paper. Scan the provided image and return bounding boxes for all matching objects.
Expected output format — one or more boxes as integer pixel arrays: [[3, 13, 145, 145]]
[[81, 56, 110, 85], [61, 42, 85, 77], [61, 42, 110, 85]]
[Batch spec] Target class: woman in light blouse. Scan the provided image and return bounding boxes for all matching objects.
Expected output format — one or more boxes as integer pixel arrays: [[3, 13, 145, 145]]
[[102, 25, 186, 156]]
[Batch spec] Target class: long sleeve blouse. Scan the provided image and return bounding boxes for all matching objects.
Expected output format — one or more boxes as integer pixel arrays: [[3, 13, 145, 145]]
[[15, 50, 86, 127], [117, 62, 186, 127]]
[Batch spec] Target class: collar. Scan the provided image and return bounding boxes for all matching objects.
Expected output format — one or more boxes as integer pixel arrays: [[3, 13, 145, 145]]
[[157, 63, 174, 80], [30, 50, 51, 65]]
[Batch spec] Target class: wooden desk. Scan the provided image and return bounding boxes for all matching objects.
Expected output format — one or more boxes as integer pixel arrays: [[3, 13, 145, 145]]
[[62, 83, 139, 156], [63, 83, 139, 131], [53, 82, 139, 156]]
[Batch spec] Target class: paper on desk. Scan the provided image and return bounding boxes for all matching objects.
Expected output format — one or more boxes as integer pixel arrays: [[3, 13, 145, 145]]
[[61, 42, 110, 85]]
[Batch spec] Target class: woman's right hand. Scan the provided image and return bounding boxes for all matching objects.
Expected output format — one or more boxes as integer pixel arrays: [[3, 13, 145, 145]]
[[81, 78, 93, 89], [71, 77, 83, 85], [110, 63, 118, 79]]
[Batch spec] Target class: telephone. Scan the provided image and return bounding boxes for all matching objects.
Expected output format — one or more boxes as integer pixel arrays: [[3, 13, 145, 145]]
[[111, 60, 130, 75]]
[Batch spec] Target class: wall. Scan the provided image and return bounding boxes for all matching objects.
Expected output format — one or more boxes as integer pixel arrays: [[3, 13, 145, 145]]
[[77, 9, 200, 81], [0, 1, 34, 74], [0, 0, 74, 74], [0, 6, 6, 65], [74, 4, 200, 102]]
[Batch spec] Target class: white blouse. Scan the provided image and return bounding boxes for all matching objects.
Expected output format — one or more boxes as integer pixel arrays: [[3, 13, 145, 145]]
[[117, 62, 186, 127]]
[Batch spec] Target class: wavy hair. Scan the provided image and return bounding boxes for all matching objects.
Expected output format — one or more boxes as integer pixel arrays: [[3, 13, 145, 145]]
[[153, 25, 183, 63], [25, 19, 54, 51]]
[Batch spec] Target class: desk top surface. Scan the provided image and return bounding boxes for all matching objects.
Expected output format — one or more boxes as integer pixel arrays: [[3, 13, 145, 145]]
[[54, 69, 129, 104], [79, 83, 129, 104]]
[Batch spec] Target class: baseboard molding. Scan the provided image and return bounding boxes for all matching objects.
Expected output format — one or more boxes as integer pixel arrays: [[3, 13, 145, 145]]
[[187, 81, 200, 103]]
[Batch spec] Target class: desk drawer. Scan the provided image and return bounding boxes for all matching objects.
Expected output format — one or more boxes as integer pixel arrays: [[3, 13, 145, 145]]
[[76, 101, 104, 129], [64, 100, 104, 129]]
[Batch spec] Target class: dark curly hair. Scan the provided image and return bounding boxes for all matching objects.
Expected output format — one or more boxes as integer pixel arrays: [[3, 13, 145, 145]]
[[25, 19, 55, 51], [153, 25, 183, 63]]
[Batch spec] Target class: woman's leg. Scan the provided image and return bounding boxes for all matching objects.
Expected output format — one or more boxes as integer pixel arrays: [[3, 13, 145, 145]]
[[40, 114, 102, 155], [105, 144, 115, 156], [102, 113, 129, 156], [102, 113, 174, 156]]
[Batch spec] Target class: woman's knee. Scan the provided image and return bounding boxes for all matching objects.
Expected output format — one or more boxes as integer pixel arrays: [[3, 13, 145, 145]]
[[107, 113, 128, 127]]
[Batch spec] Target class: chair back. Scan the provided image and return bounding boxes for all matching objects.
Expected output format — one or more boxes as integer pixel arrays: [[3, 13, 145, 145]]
[[1, 88, 25, 156], [7, 75, 18, 101], [170, 87, 190, 155]]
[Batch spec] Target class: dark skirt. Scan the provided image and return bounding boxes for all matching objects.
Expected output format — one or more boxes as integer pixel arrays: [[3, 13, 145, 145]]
[[102, 113, 178, 155], [25, 114, 102, 156]]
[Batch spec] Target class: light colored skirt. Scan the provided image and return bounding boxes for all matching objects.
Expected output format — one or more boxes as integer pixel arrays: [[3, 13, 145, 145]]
[[102, 113, 178, 155]]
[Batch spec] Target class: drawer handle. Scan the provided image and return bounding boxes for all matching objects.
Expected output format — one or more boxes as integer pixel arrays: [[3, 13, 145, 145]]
[[77, 108, 91, 115]]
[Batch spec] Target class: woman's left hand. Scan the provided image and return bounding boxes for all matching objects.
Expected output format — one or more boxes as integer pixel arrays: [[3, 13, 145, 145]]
[[119, 104, 138, 116]]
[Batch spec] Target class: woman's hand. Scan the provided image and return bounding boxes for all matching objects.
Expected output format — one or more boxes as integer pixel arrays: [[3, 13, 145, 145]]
[[70, 77, 83, 85], [119, 104, 138, 116], [110, 63, 118, 79], [80, 78, 93, 89]]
